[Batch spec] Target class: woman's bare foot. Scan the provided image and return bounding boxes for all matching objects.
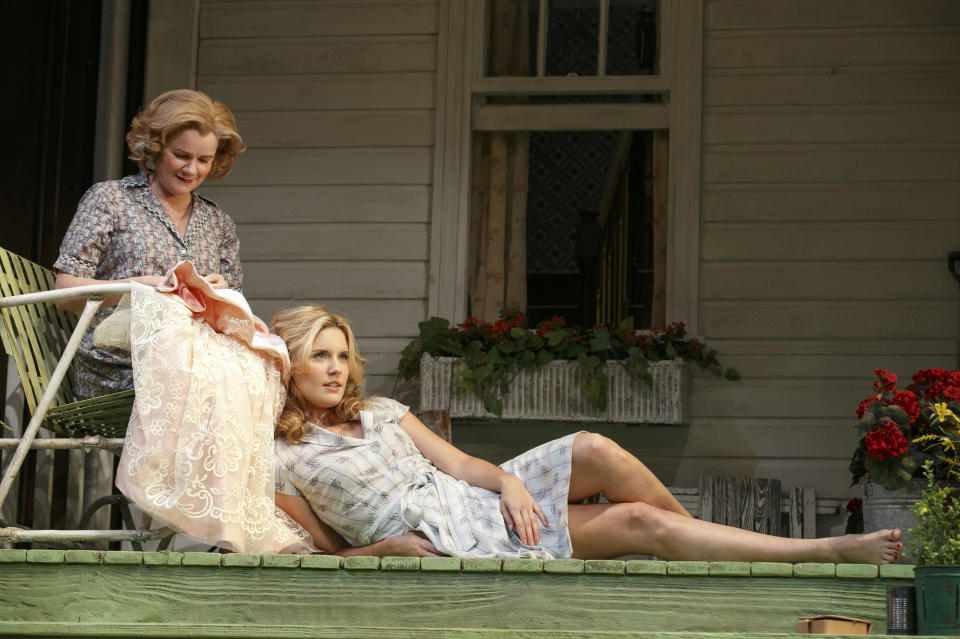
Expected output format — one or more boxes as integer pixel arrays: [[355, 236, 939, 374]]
[[826, 529, 901, 564]]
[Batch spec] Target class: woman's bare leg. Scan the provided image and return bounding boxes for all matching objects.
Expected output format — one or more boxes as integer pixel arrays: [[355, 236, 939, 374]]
[[568, 433, 692, 517], [568, 501, 901, 564]]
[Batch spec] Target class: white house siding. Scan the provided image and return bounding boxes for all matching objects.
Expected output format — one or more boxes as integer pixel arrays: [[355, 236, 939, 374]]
[[195, 0, 438, 395], [677, 0, 960, 501]]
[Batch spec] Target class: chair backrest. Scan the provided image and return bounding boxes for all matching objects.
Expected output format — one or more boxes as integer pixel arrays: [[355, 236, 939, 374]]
[[0, 247, 80, 414]]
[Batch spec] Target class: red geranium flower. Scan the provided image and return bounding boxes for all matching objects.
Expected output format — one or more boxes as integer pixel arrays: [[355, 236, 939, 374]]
[[891, 390, 920, 424], [863, 421, 909, 461], [855, 397, 877, 420]]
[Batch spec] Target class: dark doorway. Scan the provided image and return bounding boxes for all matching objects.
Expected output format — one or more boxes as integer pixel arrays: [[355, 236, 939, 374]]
[[0, 0, 148, 532]]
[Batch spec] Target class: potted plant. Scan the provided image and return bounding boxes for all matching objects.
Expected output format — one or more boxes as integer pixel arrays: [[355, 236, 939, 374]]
[[908, 409, 959, 636], [848, 368, 960, 548], [397, 310, 738, 422]]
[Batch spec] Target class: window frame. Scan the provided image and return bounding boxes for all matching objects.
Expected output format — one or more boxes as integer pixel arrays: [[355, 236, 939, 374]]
[[429, 0, 703, 333]]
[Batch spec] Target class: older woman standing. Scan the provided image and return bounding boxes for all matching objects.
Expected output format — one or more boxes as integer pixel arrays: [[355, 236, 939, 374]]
[[54, 89, 246, 399]]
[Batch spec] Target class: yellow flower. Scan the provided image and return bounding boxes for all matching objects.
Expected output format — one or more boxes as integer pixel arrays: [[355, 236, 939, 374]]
[[933, 402, 960, 425]]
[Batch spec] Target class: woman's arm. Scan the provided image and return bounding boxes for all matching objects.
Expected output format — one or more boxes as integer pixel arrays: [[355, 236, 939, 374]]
[[54, 272, 167, 311], [396, 412, 547, 546], [274, 493, 444, 557]]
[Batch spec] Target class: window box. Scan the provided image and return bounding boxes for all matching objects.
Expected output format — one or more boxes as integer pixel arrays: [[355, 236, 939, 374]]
[[419, 355, 689, 424]]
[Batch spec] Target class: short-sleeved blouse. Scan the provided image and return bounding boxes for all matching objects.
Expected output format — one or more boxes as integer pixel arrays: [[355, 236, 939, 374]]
[[275, 397, 577, 559], [54, 173, 242, 398]]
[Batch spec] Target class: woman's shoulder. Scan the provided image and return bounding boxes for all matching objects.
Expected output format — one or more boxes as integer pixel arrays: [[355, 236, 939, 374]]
[[194, 191, 237, 229], [82, 174, 146, 199], [363, 397, 410, 426]]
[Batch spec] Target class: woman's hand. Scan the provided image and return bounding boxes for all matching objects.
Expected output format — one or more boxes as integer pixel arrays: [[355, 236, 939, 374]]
[[499, 475, 548, 546], [131, 275, 166, 287], [203, 273, 228, 289], [380, 532, 446, 557]]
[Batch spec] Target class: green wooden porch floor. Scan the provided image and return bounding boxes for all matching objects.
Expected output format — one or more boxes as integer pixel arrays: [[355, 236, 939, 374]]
[[0, 549, 927, 638]]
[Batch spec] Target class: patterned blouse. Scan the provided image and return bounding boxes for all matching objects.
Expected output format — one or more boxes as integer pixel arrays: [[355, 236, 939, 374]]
[[275, 397, 577, 559], [54, 173, 242, 398]]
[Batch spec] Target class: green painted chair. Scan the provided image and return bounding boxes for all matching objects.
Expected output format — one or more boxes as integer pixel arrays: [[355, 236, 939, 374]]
[[0, 246, 170, 548], [0, 247, 134, 438]]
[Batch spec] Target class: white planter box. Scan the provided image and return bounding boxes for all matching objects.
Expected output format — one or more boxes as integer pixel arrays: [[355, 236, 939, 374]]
[[419, 355, 689, 424]]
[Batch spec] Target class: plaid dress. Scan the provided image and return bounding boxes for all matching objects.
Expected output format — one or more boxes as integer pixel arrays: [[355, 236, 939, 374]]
[[54, 173, 242, 398], [275, 397, 577, 559]]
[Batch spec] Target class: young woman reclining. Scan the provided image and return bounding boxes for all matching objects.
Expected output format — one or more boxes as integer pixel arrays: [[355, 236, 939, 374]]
[[272, 305, 901, 563]]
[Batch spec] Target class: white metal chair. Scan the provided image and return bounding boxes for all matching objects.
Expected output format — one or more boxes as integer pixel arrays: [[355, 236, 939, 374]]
[[0, 246, 171, 547]]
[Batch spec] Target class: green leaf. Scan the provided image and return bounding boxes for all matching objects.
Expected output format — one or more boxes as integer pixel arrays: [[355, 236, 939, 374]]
[[545, 329, 569, 347], [535, 349, 554, 367], [590, 330, 611, 352], [665, 343, 677, 360], [510, 327, 527, 339], [580, 374, 608, 411], [723, 368, 742, 381], [864, 453, 914, 491], [567, 343, 588, 358], [483, 395, 503, 416], [618, 316, 635, 332], [474, 362, 494, 382], [497, 341, 516, 355]]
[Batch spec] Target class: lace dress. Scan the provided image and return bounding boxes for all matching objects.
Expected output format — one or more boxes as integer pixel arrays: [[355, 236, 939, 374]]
[[106, 263, 312, 554]]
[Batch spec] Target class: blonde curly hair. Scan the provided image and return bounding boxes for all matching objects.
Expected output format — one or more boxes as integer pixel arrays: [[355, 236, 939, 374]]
[[125, 89, 245, 179], [271, 306, 368, 444]]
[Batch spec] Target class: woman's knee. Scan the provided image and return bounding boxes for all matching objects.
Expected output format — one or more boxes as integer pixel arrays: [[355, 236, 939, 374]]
[[621, 501, 667, 531], [572, 432, 629, 467]]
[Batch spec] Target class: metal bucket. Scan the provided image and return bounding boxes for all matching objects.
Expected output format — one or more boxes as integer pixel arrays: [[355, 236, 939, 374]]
[[862, 480, 923, 560]]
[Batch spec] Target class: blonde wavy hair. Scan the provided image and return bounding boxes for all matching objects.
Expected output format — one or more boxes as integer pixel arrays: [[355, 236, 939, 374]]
[[272, 306, 368, 444], [126, 89, 246, 179]]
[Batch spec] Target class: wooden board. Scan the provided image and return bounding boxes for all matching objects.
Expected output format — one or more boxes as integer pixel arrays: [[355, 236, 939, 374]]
[[237, 223, 428, 261], [225, 148, 433, 186], [701, 300, 957, 339], [237, 110, 434, 148], [241, 261, 426, 300], [705, 0, 960, 29], [702, 144, 960, 183], [706, 337, 956, 357], [0, 558, 910, 637], [248, 299, 424, 338], [701, 220, 960, 260], [198, 73, 436, 111], [704, 69, 960, 106], [702, 183, 960, 222], [713, 353, 955, 379], [200, 185, 430, 224], [198, 36, 437, 75], [701, 261, 951, 300], [703, 106, 960, 144], [200, 1, 438, 38], [705, 28, 960, 69]]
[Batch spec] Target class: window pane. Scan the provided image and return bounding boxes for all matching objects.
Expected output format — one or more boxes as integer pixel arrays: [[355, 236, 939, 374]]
[[544, 0, 599, 77], [607, 0, 658, 75]]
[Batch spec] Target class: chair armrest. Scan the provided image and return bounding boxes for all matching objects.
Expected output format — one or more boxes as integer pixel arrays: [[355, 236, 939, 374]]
[[0, 283, 133, 308]]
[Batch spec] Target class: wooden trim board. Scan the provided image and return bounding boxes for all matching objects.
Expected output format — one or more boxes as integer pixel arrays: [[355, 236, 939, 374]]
[[0, 549, 915, 638]]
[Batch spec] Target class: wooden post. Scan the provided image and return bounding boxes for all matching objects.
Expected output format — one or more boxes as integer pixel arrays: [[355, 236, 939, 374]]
[[698, 476, 781, 535]]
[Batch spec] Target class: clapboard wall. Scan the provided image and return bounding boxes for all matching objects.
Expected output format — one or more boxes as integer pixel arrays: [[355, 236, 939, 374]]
[[669, 0, 960, 498], [195, 0, 438, 395]]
